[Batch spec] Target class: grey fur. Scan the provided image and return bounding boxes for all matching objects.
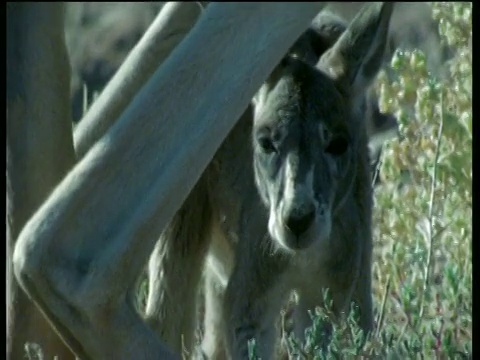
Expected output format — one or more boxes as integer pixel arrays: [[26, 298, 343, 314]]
[[145, 3, 396, 359]]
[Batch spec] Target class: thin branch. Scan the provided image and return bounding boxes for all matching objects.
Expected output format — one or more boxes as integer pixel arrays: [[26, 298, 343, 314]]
[[371, 157, 383, 189], [419, 89, 445, 320], [375, 275, 391, 337]]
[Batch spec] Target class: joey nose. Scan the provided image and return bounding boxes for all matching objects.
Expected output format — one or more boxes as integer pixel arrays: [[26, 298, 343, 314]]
[[285, 208, 315, 237]]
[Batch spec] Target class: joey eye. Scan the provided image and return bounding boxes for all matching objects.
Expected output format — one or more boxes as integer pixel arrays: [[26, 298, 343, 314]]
[[258, 136, 277, 154], [325, 136, 349, 156]]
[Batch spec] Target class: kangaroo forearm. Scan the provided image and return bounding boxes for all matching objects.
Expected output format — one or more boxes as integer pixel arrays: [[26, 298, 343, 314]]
[[74, 2, 204, 159]]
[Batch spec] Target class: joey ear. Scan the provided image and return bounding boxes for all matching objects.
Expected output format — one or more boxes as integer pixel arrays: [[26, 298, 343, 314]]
[[368, 111, 399, 154], [279, 10, 348, 68], [316, 2, 394, 92], [287, 11, 347, 65], [366, 94, 399, 152], [307, 11, 348, 59]]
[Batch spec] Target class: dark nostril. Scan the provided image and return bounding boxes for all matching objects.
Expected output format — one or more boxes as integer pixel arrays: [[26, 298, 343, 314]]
[[285, 209, 315, 237]]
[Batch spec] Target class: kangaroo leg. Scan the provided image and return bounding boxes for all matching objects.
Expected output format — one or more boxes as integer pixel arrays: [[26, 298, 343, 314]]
[[145, 177, 212, 356], [350, 234, 374, 334], [200, 217, 236, 360], [200, 266, 228, 360], [293, 232, 367, 351], [12, 4, 327, 358], [291, 276, 358, 353], [223, 206, 291, 360], [7, 4, 76, 359]]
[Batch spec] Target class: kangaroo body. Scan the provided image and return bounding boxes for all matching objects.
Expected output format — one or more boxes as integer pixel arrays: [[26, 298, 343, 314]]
[[145, 4, 396, 359]]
